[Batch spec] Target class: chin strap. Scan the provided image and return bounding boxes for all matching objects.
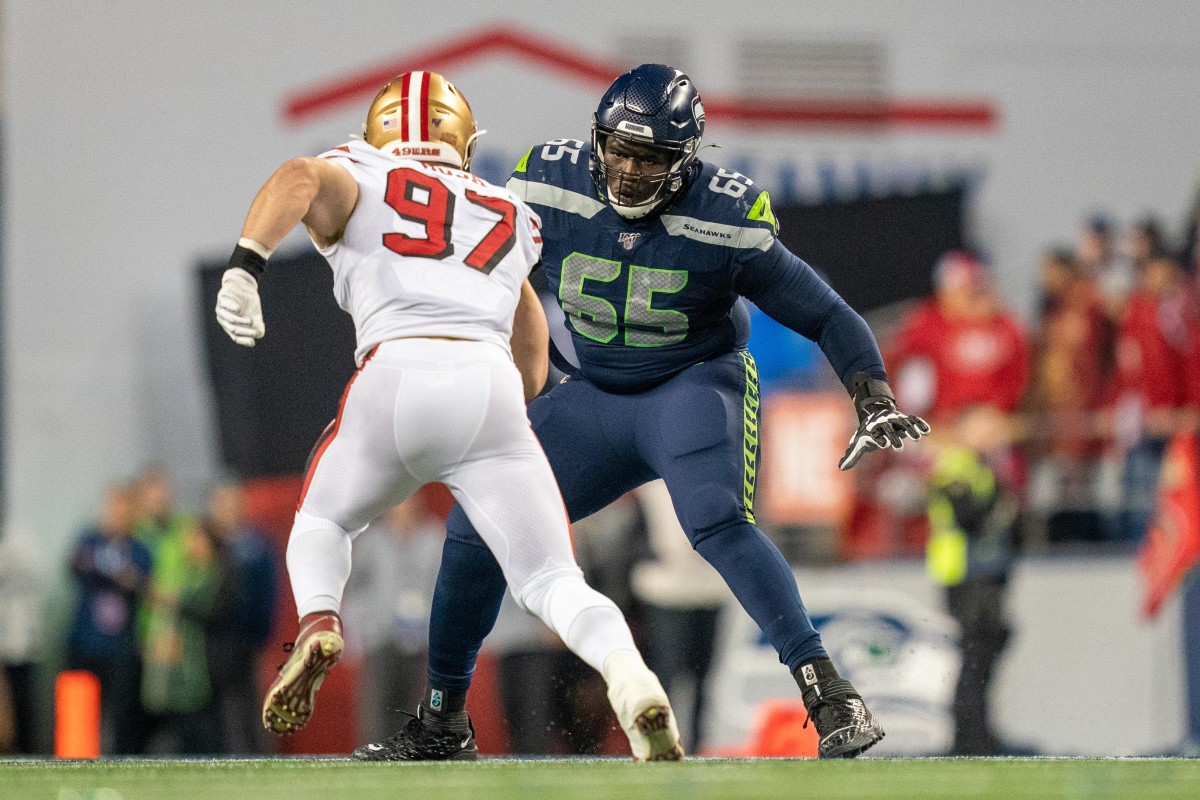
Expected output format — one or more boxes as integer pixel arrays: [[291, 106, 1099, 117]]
[[610, 196, 662, 219]]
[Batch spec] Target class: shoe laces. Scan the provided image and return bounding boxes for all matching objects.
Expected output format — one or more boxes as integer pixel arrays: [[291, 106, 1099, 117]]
[[375, 709, 471, 754], [801, 678, 861, 734]]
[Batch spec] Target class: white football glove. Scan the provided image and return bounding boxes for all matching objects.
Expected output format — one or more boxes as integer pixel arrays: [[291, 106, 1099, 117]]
[[215, 267, 265, 347], [838, 374, 930, 470]]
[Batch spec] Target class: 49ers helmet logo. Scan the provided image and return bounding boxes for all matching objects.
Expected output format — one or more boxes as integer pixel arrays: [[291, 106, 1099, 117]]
[[364, 71, 481, 170]]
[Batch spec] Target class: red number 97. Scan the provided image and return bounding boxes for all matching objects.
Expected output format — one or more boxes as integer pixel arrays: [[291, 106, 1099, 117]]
[[382, 167, 516, 275]]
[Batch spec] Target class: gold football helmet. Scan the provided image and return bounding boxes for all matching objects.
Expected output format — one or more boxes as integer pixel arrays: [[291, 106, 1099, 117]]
[[363, 71, 480, 170]]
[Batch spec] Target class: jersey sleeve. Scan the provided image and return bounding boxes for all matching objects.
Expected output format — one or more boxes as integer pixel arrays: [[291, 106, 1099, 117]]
[[732, 237, 888, 390]]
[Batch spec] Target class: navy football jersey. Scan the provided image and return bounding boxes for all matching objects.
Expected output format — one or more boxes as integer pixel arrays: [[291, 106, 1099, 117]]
[[508, 139, 885, 393]]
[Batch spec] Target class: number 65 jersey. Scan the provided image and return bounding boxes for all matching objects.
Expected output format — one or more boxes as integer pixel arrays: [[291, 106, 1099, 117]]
[[315, 139, 542, 366], [507, 138, 875, 395]]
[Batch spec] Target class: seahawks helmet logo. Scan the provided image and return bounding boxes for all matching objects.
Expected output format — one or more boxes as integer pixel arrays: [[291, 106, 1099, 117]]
[[692, 96, 705, 125]]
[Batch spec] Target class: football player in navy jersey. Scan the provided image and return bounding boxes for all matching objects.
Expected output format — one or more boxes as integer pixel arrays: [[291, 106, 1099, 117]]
[[368, 64, 928, 760]]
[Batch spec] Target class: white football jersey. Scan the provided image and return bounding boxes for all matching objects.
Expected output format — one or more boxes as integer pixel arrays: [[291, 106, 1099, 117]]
[[313, 139, 542, 365]]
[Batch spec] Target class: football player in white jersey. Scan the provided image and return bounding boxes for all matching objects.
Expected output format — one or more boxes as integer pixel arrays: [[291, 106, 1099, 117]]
[[214, 71, 682, 761]]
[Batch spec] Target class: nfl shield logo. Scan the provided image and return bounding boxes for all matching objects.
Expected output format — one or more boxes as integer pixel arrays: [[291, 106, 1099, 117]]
[[618, 232, 641, 250]]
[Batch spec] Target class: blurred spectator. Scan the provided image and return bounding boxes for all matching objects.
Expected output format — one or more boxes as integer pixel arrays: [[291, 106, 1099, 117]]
[[889, 251, 1031, 424], [494, 495, 647, 755], [926, 403, 1020, 756], [0, 525, 42, 754], [493, 602, 609, 755], [1124, 216, 1169, 275], [341, 496, 442, 744], [133, 464, 221, 753], [141, 520, 222, 753], [1109, 255, 1200, 543], [1025, 249, 1112, 541], [629, 480, 731, 754], [202, 480, 278, 754], [65, 483, 152, 754], [851, 251, 1030, 557], [0, 667, 13, 753], [1180, 188, 1200, 275], [1077, 212, 1133, 321]]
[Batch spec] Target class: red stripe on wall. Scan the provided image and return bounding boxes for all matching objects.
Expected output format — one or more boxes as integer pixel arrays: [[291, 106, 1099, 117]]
[[702, 98, 998, 129], [281, 25, 1000, 132]]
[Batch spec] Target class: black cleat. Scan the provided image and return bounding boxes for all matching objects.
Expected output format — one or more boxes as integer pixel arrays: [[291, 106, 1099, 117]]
[[797, 660, 885, 758], [352, 706, 479, 761]]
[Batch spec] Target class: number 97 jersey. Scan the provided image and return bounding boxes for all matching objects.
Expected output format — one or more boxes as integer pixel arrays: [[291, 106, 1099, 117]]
[[315, 139, 542, 366]]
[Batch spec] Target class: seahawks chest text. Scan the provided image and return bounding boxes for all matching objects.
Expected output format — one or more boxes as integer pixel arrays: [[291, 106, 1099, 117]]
[[541, 218, 731, 348]]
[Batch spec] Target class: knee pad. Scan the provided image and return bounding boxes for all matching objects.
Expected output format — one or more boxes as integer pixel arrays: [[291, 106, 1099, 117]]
[[682, 484, 745, 543], [511, 566, 607, 634]]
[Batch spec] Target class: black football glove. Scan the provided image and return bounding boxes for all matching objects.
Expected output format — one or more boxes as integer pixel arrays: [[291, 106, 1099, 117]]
[[838, 372, 931, 470]]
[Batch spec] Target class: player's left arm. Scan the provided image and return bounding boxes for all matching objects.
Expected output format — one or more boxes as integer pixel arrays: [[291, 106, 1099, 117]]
[[215, 158, 359, 347], [512, 279, 550, 402], [732, 236, 929, 469]]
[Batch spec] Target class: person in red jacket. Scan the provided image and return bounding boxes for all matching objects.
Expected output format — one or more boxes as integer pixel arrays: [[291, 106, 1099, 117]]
[[889, 251, 1031, 424], [1110, 255, 1200, 542], [844, 252, 1031, 558]]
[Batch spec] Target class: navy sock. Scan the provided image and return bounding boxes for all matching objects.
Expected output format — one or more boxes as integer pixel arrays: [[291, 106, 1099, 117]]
[[694, 522, 826, 670], [426, 528, 508, 695]]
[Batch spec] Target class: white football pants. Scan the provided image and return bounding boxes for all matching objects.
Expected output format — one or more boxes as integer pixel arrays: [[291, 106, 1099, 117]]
[[285, 338, 638, 674]]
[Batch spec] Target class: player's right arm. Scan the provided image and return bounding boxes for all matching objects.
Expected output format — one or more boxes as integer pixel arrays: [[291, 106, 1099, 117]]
[[215, 158, 359, 347], [728, 195, 929, 469], [511, 279, 550, 402]]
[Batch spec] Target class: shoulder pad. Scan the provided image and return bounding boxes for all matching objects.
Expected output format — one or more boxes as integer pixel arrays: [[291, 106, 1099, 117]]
[[513, 139, 589, 178], [508, 139, 604, 218], [659, 162, 779, 251], [685, 162, 779, 235]]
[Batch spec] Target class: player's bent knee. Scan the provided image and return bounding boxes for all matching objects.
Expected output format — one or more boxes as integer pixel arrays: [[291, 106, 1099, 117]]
[[682, 485, 748, 545], [510, 565, 588, 616], [291, 509, 353, 539]]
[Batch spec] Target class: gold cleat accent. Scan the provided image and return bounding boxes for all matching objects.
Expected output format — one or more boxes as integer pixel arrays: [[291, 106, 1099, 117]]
[[262, 612, 343, 735], [634, 705, 684, 762]]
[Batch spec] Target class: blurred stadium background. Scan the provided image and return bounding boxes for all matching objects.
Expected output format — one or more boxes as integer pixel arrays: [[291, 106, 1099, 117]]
[[3, 0, 1200, 774]]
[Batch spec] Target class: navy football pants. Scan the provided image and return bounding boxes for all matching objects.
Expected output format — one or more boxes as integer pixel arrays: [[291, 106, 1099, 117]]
[[427, 350, 827, 692]]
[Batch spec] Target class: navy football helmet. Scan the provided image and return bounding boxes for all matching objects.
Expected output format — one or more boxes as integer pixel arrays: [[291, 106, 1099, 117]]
[[591, 64, 705, 219]]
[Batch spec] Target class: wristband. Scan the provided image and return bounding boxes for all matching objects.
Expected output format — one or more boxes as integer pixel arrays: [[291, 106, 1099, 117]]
[[229, 240, 270, 280]]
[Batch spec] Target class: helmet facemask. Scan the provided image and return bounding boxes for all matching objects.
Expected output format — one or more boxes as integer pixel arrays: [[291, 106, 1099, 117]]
[[592, 124, 696, 219]]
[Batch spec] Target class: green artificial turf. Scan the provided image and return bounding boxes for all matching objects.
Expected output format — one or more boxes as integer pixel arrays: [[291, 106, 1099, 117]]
[[2, 756, 1198, 800]]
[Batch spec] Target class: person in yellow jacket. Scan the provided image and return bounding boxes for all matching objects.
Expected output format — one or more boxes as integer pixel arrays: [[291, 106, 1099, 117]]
[[926, 403, 1020, 755]]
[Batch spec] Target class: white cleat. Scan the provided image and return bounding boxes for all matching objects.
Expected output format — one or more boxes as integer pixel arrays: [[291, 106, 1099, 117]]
[[603, 650, 684, 762]]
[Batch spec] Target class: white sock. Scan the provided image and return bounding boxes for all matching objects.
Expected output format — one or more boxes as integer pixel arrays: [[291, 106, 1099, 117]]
[[286, 510, 353, 619]]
